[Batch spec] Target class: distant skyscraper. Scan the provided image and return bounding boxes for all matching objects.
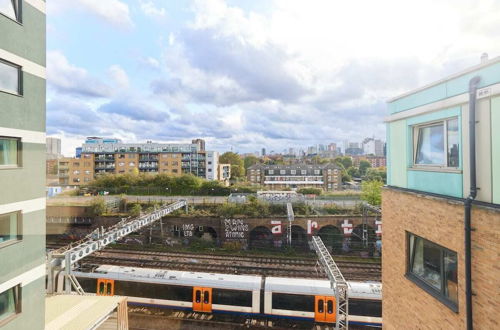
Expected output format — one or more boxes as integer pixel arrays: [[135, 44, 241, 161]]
[[328, 143, 337, 152], [192, 138, 206, 151], [261, 148, 266, 156], [46, 137, 61, 159]]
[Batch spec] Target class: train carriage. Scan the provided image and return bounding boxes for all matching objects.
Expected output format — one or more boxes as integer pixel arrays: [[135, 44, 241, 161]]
[[73, 265, 262, 315]]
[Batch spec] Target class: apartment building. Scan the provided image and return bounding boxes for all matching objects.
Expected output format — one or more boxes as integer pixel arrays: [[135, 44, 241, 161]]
[[0, 1, 46, 329], [351, 155, 386, 168], [247, 164, 341, 191], [383, 55, 500, 329], [59, 138, 211, 185]]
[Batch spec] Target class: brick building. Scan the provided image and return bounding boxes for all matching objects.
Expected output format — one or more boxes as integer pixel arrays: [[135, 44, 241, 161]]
[[383, 56, 500, 329], [247, 164, 341, 191], [351, 155, 386, 168]]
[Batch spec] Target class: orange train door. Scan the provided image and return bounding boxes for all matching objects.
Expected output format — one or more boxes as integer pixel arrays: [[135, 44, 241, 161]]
[[315, 296, 336, 323], [97, 279, 115, 296], [193, 287, 212, 312]]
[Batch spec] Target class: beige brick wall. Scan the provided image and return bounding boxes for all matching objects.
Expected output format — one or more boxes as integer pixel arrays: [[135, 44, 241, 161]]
[[382, 188, 499, 330]]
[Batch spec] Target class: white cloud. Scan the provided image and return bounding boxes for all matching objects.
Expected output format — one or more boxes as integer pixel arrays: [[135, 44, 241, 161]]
[[48, 0, 133, 28], [108, 65, 130, 89], [140, 0, 166, 19]]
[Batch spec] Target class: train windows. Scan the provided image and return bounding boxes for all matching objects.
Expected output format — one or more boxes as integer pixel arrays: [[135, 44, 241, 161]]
[[407, 232, 458, 311], [272, 293, 315, 312], [327, 300, 333, 314], [348, 299, 382, 317], [195, 290, 201, 303], [203, 290, 210, 304], [317, 299, 324, 313], [212, 289, 252, 307], [114, 281, 193, 301]]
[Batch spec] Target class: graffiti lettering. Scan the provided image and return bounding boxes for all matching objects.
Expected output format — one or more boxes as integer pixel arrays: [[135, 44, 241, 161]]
[[224, 219, 249, 239], [341, 219, 353, 236], [271, 220, 282, 235], [307, 220, 318, 235]]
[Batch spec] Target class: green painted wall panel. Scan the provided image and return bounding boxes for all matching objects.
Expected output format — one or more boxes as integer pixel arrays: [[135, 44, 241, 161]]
[[387, 120, 407, 187], [0, 4, 46, 66], [389, 61, 500, 114], [0, 143, 45, 205], [2, 277, 45, 330], [407, 170, 463, 198], [492, 96, 500, 204], [0, 73, 46, 132], [0, 210, 45, 284]]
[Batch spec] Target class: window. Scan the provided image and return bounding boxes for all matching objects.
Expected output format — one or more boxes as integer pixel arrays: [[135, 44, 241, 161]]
[[0, 138, 19, 167], [0, 0, 20, 22], [0, 212, 21, 246], [407, 233, 458, 310], [129, 162, 135, 166], [73, 170, 79, 175], [73, 162, 80, 167], [212, 289, 252, 307], [118, 162, 124, 167], [84, 170, 90, 174], [301, 170, 306, 175], [0, 60, 21, 95], [83, 154, 91, 159], [0, 285, 21, 325], [172, 169, 178, 173], [414, 118, 459, 167], [268, 170, 274, 175], [272, 293, 314, 312], [84, 177, 91, 182], [84, 162, 91, 167], [314, 169, 320, 174], [172, 161, 178, 166]]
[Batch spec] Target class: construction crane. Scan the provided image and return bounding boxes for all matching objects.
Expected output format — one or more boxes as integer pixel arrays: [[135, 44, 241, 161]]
[[46, 200, 188, 294], [312, 235, 349, 330]]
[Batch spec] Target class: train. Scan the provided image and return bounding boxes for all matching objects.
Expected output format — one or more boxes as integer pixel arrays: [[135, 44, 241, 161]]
[[64, 265, 382, 327]]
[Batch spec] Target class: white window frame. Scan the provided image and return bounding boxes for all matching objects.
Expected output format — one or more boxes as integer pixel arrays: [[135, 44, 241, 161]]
[[412, 117, 459, 169], [0, 137, 21, 169]]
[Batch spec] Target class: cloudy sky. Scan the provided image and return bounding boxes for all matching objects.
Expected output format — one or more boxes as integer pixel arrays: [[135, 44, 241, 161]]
[[47, 0, 500, 156]]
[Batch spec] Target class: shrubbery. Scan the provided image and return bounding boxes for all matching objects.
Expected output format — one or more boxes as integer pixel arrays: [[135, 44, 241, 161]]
[[297, 188, 322, 195]]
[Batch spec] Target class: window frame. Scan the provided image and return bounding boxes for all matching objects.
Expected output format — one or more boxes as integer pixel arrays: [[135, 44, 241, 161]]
[[405, 232, 458, 312], [0, 58, 23, 96], [0, 137, 22, 169], [0, 0, 22, 24], [412, 117, 459, 169], [0, 211, 22, 248], [0, 285, 21, 326]]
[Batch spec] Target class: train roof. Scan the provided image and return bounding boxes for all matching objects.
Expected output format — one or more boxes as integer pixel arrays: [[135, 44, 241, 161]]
[[265, 277, 382, 300], [74, 265, 262, 291]]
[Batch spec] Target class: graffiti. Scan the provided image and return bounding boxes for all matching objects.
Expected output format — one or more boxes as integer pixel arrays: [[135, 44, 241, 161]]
[[341, 219, 353, 236], [307, 220, 318, 235], [271, 220, 282, 235], [224, 219, 249, 239], [375, 220, 382, 236], [181, 223, 194, 237]]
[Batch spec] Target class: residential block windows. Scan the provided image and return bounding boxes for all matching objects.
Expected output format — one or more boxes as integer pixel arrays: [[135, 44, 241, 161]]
[[0, 0, 20, 22], [0, 60, 21, 95], [0, 211, 21, 246], [414, 118, 459, 167], [407, 232, 458, 310], [0, 285, 20, 325], [0, 137, 20, 167]]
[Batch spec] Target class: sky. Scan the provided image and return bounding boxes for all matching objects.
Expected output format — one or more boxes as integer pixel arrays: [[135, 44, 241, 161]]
[[46, 0, 500, 156]]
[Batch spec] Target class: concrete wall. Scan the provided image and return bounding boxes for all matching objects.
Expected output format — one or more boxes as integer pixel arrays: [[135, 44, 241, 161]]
[[382, 188, 499, 329]]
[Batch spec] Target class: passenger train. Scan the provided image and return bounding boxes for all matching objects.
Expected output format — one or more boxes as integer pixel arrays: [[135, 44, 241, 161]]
[[64, 265, 382, 327]]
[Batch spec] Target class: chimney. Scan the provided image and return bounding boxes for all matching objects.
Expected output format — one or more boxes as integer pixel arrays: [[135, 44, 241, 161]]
[[480, 53, 489, 64]]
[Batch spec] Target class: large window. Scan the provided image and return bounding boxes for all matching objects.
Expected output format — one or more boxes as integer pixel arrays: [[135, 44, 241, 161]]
[[0, 212, 21, 246], [272, 293, 315, 312], [0, 60, 21, 95], [0, 0, 20, 22], [0, 285, 20, 325], [407, 233, 458, 310], [0, 138, 20, 167], [414, 118, 459, 167]]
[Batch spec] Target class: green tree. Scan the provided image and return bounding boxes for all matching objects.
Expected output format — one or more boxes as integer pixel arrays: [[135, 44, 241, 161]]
[[361, 180, 383, 206], [89, 197, 106, 216], [130, 203, 142, 217], [220, 152, 245, 179], [243, 155, 259, 169], [347, 166, 360, 178], [334, 156, 353, 169], [359, 160, 372, 176], [365, 168, 387, 183]]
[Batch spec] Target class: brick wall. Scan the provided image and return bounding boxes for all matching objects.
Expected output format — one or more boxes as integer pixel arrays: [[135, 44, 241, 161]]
[[382, 188, 499, 329]]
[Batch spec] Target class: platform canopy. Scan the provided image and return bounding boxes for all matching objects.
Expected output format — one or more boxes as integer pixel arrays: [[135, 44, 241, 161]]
[[45, 295, 128, 330]]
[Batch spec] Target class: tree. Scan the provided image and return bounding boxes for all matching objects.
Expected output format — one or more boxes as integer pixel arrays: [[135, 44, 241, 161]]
[[365, 168, 387, 183], [243, 155, 259, 169], [361, 180, 383, 206], [334, 156, 353, 170], [89, 197, 106, 216], [347, 166, 360, 178], [359, 160, 372, 176], [130, 203, 142, 217], [220, 152, 245, 179]]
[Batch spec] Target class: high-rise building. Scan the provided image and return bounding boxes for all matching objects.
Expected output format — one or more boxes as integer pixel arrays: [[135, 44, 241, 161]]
[[362, 138, 384, 156], [327, 143, 337, 152], [192, 138, 205, 152], [205, 151, 219, 181], [383, 56, 500, 328], [261, 148, 266, 156], [0, 2, 46, 328], [46, 137, 61, 160]]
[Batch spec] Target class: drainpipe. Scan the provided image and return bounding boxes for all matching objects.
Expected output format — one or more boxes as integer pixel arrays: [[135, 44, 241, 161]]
[[465, 75, 480, 330]]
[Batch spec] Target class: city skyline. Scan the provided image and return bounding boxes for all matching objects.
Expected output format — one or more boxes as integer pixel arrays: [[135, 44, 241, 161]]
[[46, 0, 500, 155]]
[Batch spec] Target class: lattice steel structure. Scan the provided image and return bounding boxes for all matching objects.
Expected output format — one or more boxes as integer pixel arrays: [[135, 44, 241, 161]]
[[46, 200, 188, 294], [286, 203, 294, 246], [312, 235, 349, 330]]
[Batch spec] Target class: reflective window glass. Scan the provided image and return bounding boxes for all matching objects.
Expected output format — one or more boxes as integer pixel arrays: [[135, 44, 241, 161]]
[[0, 138, 19, 166], [0, 286, 17, 322], [0, 212, 20, 244], [0, 0, 17, 21], [447, 118, 459, 167], [416, 123, 444, 165], [0, 60, 20, 94]]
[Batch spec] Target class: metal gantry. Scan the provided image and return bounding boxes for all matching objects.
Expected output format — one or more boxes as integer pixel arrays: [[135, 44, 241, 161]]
[[46, 200, 188, 294], [312, 235, 349, 330], [286, 203, 294, 246]]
